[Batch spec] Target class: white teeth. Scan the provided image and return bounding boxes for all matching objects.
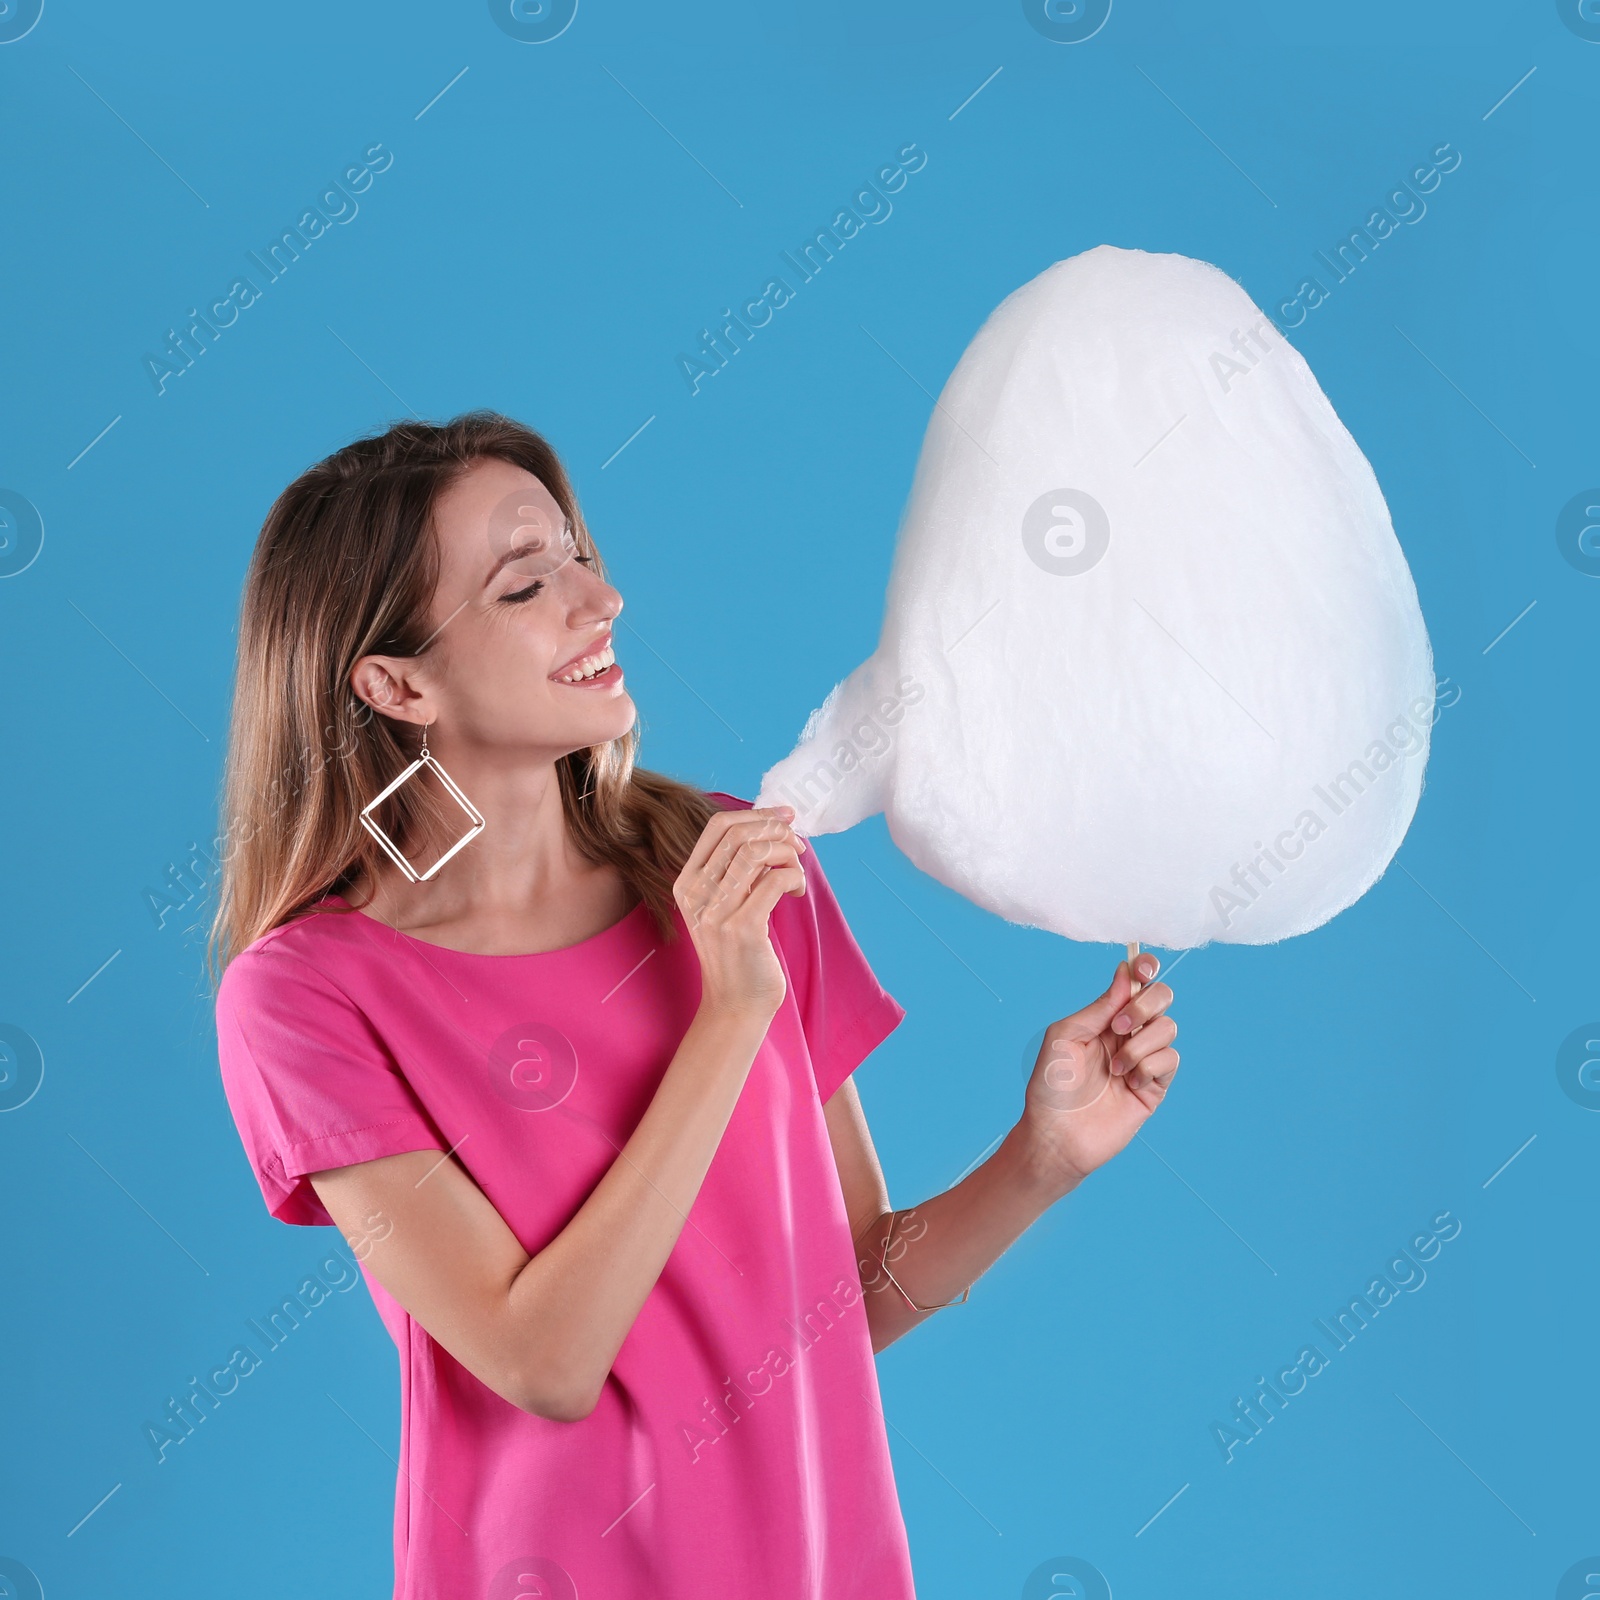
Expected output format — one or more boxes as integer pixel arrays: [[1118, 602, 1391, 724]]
[[555, 643, 615, 683]]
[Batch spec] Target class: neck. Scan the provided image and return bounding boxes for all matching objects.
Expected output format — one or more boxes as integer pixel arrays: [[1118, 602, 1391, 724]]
[[353, 745, 607, 930]]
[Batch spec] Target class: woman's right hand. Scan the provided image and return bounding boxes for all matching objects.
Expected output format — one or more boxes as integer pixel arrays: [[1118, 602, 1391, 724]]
[[674, 804, 808, 1020]]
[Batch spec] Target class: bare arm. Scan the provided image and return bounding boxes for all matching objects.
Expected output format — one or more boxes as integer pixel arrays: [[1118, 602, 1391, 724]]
[[823, 1078, 1066, 1351], [824, 953, 1181, 1352], [309, 805, 809, 1422]]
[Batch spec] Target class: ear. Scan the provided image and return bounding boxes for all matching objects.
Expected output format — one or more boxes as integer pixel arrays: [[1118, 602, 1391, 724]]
[[350, 654, 434, 732]]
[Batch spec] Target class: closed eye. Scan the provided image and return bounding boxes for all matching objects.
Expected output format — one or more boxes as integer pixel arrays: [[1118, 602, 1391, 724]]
[[499, 554, 595, 604]]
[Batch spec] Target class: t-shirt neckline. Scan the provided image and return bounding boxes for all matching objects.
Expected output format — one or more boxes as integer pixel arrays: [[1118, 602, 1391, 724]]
[[316, 892, 653, 960]]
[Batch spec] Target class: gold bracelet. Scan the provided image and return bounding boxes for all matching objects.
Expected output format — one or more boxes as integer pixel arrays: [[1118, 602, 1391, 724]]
[[877, 1209, 971, 1313]]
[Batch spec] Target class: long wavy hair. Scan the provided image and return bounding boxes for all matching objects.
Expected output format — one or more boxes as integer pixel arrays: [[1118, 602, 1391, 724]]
[[207, 410, 717, 979]]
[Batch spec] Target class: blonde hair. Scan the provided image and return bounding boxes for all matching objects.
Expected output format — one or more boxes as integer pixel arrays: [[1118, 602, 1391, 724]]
[[208, 410, 717, 979]]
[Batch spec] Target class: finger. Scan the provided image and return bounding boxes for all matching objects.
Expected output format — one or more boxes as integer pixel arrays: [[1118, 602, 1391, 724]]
[[1107, 981, 1175, 1039], [694, 839, 805, 923], [1124, 1046, 1179, 1107], [716, 836, 804, 901], [681, 806, 757, 878], [1132, 951, 1160, 986], [682, 821, 801, 913], [733, 862, 807, 920], [1065, 959, 1136, 1039], [701, 816, 806, 886], [682, 806, 798, 879], [1111, 1015, 1177, 1076]]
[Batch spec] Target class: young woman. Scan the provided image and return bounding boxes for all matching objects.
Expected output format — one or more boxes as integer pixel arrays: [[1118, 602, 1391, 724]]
[[210, 412, 1179, 1600]]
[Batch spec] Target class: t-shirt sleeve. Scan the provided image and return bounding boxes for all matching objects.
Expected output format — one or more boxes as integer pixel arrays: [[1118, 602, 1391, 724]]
[[700, 789, 906, 1104], [784, 837, 906, 1103], [215, 941, 448, 1227]]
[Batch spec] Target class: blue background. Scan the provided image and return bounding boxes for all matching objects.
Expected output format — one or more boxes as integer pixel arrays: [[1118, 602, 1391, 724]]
[[1, 2, 1592, 1596]]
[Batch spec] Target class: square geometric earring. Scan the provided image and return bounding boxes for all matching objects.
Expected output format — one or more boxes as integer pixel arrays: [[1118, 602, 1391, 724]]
[[358, 722, 486, 883]]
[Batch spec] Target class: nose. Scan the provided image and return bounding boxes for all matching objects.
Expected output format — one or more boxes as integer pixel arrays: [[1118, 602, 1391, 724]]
[[568, 565, 622, 625]]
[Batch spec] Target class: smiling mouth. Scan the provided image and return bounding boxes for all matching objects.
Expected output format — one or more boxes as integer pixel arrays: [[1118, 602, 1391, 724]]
[[551, 640, 619, 685]]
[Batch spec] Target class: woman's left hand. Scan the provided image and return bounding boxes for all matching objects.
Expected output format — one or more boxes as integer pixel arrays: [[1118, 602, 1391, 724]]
[[1020, 953, 1180, 1191]]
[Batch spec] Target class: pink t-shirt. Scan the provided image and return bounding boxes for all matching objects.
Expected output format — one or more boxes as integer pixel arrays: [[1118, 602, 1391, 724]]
[[214, 793, 917, 1600]]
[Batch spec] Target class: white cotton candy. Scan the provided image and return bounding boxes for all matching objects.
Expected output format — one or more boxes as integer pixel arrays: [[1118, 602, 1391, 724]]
[[756, 244, 1434, 948]]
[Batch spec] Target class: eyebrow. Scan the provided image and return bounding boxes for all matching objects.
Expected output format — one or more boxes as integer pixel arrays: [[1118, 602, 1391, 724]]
[[485, 543, 547, 586]]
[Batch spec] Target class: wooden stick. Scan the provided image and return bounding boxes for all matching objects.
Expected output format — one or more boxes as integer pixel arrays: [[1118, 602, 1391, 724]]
[[1126, 939, 1142, 996]]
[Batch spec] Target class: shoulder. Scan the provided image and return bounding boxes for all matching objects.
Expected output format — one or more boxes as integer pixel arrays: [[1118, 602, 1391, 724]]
[[213, 902, 403, 1102], [216, 899, 375, 1016], [705, 790, 754, 812]]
